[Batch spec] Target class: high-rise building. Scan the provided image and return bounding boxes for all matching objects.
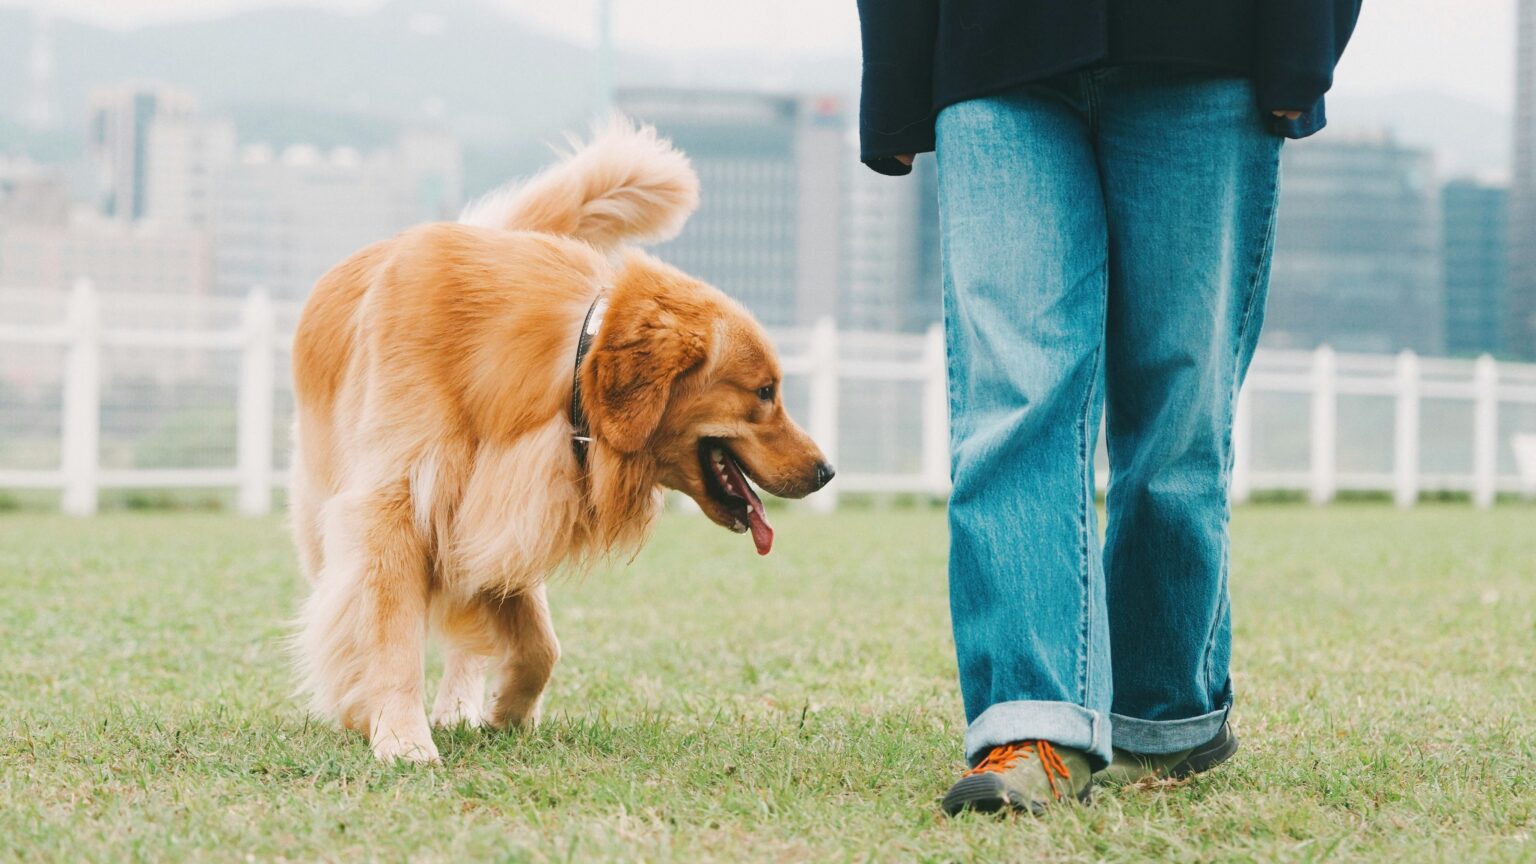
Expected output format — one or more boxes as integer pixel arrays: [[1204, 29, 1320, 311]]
[[1264, 136, 1443, 354], [145, 114, 237, 229], [211, 133, 463, 300], [843, 152, 941, 332], [839, 151, 943, 478], [1509, 0, 1536, 359], [87, 84, 199, 222], [616, 88, 846, 328], [1442, 180, 1509, 357]]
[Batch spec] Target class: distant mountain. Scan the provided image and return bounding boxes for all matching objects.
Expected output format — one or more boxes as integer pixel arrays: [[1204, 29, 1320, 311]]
[[19, 0, 589, 119], [0, 0, 594, 157], [1326, 90, 1511, 180]]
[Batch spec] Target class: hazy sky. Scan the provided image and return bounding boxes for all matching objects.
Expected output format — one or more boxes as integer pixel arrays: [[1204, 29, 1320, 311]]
[[11, 0, 1521, 110]]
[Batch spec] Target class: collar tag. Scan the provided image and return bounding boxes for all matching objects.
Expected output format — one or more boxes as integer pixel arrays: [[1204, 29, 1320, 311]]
[[570, 294, 607, 467], [585, 297, 609, 337]]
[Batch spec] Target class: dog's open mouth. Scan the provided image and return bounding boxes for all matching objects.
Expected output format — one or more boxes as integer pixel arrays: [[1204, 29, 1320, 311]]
[[699, 439, 773, 556]]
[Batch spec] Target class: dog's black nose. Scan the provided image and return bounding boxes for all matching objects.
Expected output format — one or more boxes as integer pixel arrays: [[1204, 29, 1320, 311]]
[[814, 461, 836, 490]]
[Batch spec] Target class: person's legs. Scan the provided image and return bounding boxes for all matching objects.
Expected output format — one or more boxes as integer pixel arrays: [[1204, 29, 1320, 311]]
[[1093, 67, 1283, 755], [936, 74, 1113, 776]]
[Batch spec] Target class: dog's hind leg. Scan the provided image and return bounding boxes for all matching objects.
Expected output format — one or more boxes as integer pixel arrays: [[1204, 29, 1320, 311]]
[[487, 584, 561, 730], [432, 649, 489, 729], [429, 599, 494, 729], [298, 482, 438, 763]]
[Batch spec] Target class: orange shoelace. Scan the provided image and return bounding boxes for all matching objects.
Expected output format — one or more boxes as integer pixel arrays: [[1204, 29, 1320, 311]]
[[963, 739, 1072, 800]]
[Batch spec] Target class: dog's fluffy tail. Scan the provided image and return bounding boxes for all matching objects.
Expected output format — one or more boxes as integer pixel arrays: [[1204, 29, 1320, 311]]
[[459, 116, 699, 250]]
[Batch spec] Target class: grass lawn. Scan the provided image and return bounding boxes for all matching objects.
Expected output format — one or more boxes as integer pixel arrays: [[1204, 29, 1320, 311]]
[[1, 505, 1533, 862]]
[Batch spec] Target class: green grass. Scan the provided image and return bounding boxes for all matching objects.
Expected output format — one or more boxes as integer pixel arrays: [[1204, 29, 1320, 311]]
[[1, 505, 1532, 862]]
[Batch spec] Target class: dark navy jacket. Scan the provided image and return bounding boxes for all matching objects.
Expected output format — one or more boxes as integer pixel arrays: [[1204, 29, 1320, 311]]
[[857, 0, 1363, 175]]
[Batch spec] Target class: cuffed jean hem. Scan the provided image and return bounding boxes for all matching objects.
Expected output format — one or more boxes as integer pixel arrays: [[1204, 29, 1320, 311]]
[[964, 700, 1113, 772], [1110, 703, 1230, 755]]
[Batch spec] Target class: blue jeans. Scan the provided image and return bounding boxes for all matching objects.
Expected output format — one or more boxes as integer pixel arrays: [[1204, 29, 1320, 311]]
[[936, 66, 1282, 770]]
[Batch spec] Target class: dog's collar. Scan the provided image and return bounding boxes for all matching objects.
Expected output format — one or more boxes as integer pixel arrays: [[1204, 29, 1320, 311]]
[[570, 294, 609, 467]]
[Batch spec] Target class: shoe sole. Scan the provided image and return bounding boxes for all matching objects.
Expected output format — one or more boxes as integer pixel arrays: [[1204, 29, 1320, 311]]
[[940, 772, 1093, 817], [1166, 722, 1239, 779]]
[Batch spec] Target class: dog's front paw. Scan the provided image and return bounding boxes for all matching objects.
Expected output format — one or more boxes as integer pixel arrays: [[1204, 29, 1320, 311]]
[[370, 724, 441, 764], [371, 735, 440, 764], [430, 697, 487, 730]]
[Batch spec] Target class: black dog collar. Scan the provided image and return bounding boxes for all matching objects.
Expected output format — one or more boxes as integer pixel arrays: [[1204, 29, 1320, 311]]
[[569, 294, 609, 467]]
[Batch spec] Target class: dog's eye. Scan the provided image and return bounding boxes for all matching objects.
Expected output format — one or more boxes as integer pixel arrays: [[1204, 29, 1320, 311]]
[[756, 384, 775, 402]]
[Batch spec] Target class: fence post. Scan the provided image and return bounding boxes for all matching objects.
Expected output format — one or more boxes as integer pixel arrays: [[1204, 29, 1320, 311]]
[[237, 287, 275, 516], [1231, 384, 1253, 505], [921, 322, 949, 497], [1309, 344, 1337, 505], [60, 278, 100, 516], [807, 316, 839, 512], [1472, 354, 1498, 509], [1393, 350, 1420, 508]]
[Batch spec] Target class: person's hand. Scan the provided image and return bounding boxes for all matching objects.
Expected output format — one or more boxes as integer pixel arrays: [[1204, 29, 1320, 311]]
[[1270, 110, 1303, 121], [895, 154, 915, 166]]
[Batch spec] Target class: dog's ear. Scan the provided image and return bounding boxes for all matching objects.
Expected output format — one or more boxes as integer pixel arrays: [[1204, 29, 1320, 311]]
[[586, 294, 708, 453]]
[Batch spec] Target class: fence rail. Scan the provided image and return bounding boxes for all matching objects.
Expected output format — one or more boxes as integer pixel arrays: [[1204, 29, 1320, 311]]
[[3, 281, 1536, 515]]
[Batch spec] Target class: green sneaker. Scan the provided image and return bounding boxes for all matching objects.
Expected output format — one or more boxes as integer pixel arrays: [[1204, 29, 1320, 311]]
[[941, 740, 1093, 815], [1093, 721, 1239, 785]]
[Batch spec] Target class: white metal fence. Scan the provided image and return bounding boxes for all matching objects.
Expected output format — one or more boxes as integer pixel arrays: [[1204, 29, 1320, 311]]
[[3, 282, 1536, 515]]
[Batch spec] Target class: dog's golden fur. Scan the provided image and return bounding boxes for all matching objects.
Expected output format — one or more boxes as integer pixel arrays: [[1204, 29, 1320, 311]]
[[290, 120, 829, 762]]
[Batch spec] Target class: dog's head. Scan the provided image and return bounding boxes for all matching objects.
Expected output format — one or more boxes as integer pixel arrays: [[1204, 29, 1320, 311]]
[[583, 253, 833, 554]]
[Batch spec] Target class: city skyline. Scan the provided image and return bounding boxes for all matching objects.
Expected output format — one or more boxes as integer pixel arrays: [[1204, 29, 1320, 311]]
[[10, 77, 1521, 359], [1, 2, 1531, 362]]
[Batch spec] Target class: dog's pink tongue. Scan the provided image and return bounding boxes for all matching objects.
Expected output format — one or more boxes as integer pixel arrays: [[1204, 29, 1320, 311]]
[[721, 452, 773, 555], [745, 486, 773, 556]]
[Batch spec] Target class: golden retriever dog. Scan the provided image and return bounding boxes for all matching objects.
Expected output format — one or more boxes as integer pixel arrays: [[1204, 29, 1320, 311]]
[[289, 120, 834, 763]]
